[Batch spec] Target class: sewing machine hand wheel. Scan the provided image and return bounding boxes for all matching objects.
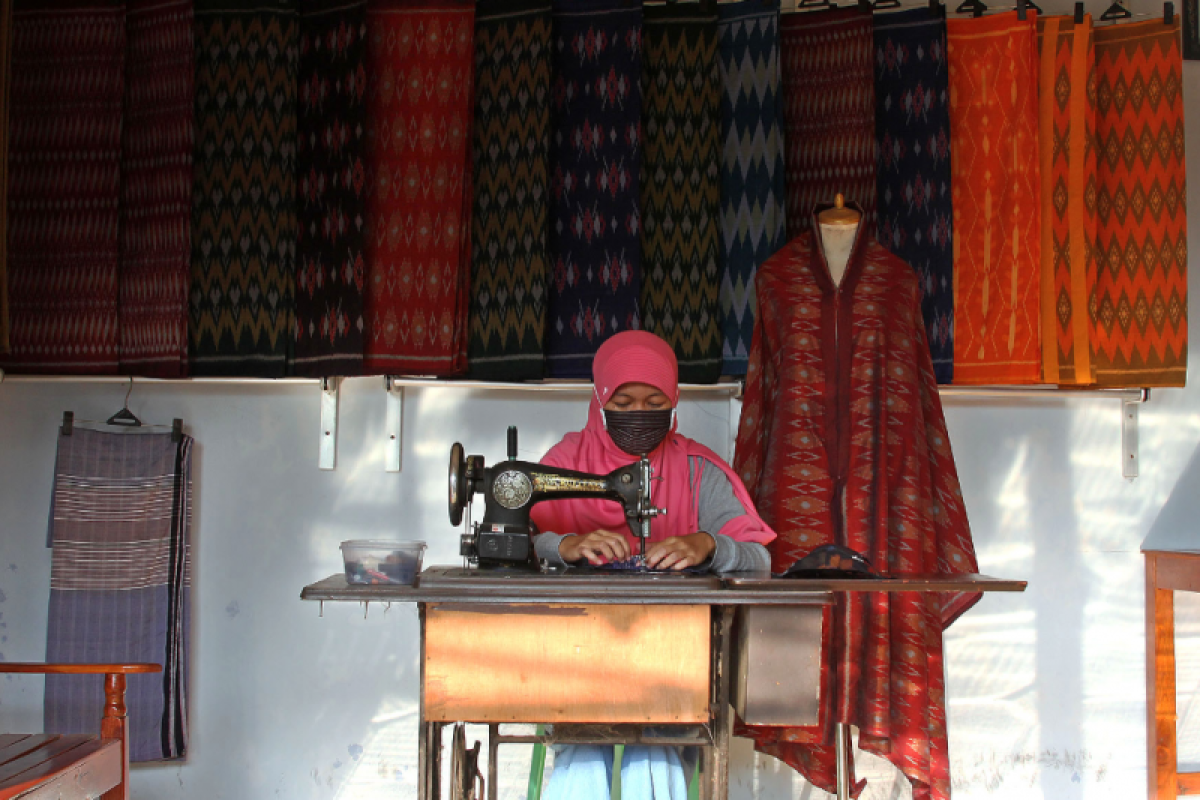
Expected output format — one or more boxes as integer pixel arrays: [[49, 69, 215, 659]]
[[449, 442, 468, 526], [450, 722, 483, 800]]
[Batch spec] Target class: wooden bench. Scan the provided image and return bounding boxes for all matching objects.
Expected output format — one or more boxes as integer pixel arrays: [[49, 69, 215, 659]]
[[0, 664, 161, 800]]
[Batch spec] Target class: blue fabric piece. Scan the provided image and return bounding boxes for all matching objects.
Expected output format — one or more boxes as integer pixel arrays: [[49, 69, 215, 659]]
[[545, 744, 614, 800], [544, 745, 689, 800], [546, 0, 644, 377], [873, 8, 954, 383], [621, 745, 690, 800], [717, 0, 785, 376]]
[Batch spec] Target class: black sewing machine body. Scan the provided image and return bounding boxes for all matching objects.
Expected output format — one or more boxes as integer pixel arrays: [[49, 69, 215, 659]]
[[449, 428, 663, 569]]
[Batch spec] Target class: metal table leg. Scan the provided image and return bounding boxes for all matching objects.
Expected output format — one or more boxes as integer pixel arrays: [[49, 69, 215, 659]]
[[488, 724, 499, 800], [835, 723, 852, 800]]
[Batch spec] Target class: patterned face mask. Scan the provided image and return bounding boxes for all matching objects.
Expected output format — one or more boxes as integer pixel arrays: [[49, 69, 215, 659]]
[[603, 408, 674, 455]]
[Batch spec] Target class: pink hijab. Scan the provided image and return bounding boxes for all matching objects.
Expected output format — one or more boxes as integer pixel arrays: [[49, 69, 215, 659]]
[[529, 331, 775, 549]]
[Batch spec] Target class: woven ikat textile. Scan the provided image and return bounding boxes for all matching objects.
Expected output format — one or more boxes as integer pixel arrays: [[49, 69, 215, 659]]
[[780, 8, 876, 239], [874, 8, 954, 384], [46, 428, 193, 762], [120, 0, 194, 378], [1092, 20, 1187, 387], [363, 0, 474, 376], [468, 0, 552, 380], [1037, 15, 1096, 385], [640, 2, 723, 383], [717, 0, 785, 377], [734, 222, 979, 800], [4, 1, 125, 374], [191, 1, 298, 377], [946, 12, 1041, 384], [0, 0, 11, 355], [292, 0, 367, 377], [546, 0, 644, 378]]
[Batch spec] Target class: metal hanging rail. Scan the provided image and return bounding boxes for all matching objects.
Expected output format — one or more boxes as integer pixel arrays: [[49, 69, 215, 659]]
[[0, 370, 1151, 477]]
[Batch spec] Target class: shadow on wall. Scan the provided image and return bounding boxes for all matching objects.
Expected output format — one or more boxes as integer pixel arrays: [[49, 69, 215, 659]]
[[1143, 441, 1200, 554]]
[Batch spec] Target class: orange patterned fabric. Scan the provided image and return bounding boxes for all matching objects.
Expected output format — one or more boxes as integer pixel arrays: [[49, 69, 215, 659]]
[[947, 12, 1041, 384], [1038, 15, 1096, 385], [1092, 20, 1187, 387], [734, 213, 979, 799]]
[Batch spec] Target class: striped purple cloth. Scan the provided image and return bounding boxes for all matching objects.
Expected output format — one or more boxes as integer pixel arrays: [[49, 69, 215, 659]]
[[45, 427, 193, 762]]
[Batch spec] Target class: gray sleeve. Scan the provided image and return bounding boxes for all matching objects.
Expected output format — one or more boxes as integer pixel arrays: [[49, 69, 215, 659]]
[[534, 530, 570, 568], [693, 458, 750, 537], [690, 456, 772, 574], [706, 532, 772, 573]]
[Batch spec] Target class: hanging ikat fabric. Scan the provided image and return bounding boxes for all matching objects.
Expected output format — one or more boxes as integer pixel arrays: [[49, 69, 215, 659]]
[[734, 216, 979, 800], [780, 8, 876, 240], [292, 0, 367, 377], [874, 8, 954, 384], [1092, 20, 1187, 387], [191, 0, 298, 377], [717, 0, 785, 377], [119, 0, 194, 378], [468, 0, 552, 380], [1037, 15, 1096, 386], [946, 12, 1041, 384], [3, 0, 125, 374], [0, 0, 11, 355], [363, 0, 474, 376], [640, 2, 723, 383], [545, 0, 644, 378]]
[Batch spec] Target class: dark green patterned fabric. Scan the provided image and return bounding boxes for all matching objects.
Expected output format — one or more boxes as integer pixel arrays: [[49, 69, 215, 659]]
[[639, 2, 723, 383], [468, 0, 551, 380], [191, 5, 297, 376]]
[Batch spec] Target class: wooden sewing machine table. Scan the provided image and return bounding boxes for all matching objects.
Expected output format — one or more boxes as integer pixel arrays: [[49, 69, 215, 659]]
[[301, 567, 1025, 800]]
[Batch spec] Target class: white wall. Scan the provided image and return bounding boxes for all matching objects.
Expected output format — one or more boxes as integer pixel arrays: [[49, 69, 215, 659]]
[[2, 2, 1199, 798]]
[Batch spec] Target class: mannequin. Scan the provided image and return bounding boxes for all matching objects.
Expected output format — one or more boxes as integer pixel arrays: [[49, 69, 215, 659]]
[[818, 193, 861, 286]]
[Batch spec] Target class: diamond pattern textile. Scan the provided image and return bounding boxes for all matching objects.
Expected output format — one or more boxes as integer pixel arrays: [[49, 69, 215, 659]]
[[946, 11, 1041, 384], [1092, 19, 1187, 386], [468, 0, 552, 380], [717, 0, 785, 377], [362, 0, 475, 376], [874, 7, 954, 383]]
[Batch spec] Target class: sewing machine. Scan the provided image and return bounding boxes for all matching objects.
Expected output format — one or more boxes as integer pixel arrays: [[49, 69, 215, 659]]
[[448, 426, 665, 568]]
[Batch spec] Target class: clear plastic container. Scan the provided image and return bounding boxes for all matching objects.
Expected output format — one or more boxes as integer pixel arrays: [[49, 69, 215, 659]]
[[340, 540, 426, 585]]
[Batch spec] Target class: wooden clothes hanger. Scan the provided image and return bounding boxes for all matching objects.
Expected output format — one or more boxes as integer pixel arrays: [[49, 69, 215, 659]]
[[61, 379, 184, 442]]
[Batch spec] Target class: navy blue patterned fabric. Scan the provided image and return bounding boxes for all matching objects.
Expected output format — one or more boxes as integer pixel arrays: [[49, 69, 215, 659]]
[[717, 0, 785, 376], [873, 8, 954, 383], [546, 0, 644, 378]]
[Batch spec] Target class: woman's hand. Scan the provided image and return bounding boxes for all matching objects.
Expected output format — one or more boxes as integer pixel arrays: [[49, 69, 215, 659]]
[[559, 529, 632, 566], [645, 532, 715, 571]]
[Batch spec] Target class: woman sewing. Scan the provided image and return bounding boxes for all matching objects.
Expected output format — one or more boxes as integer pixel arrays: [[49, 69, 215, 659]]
[[528, 330, 776, 798]]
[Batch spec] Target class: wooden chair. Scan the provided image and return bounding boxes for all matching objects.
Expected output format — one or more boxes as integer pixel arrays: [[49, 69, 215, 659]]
[[0, 663, 161, 800]]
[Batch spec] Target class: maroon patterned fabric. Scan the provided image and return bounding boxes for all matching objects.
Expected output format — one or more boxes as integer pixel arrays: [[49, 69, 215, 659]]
[[4, 0, 126, 373], [780, 8, 876, 238], [735, 213, 979, 799], [363, 0, 475, 376], [119, 0, 194, 377]]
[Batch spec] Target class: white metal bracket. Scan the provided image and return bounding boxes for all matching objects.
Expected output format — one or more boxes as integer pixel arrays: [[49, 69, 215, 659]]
[[1122, 389, 1149, 480], [385, 377, 404, 472], [319, 377, 340, 471]]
